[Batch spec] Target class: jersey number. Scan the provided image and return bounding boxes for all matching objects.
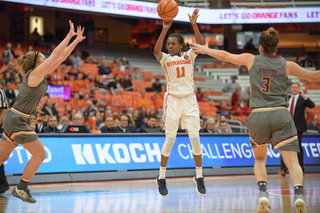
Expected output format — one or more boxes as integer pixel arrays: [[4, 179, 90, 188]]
[[176, 67, 185, 78], [261, 76, 271, 93]]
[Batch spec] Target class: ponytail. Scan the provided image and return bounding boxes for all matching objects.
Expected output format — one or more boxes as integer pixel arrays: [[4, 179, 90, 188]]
[[17, 51, 39, 76], [259, 27, 279, 54], [181, 43, 188, 52]]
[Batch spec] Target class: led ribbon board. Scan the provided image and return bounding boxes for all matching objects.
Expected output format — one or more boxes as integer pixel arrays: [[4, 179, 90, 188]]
[[2, 0, 320, 24]]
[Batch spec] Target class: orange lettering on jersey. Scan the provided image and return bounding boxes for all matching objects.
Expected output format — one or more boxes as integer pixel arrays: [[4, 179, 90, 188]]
[[166, 59, 192, 67]]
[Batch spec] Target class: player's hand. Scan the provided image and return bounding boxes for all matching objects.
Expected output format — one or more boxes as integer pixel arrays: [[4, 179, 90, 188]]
[[68, 20, 77, 37], [190, 42, 209, 54], [188, 8, 200, 25], [163, 20, 172, 30], [75, 25, 86, 42]]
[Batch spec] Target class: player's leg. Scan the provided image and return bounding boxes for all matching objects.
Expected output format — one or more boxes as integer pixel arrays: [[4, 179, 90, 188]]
[[188, 130, 206, 196], [182, 94, 205, 195], [157, 94, 179, 197], [281, 150, 306, 213], [0, 138, 18, 165], [159, 132, 177, 176], [0, 138, 18, 194], [11, 138, 46, 204], [246, 110, 272, 213], [252, 146, 270, 213], [272, 109, 306, 213], [253, 146, 268, 182]]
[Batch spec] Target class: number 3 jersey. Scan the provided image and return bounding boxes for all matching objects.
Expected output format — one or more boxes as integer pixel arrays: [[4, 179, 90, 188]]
[[159, 49, 197, 98], [249, 54, 288, 108]]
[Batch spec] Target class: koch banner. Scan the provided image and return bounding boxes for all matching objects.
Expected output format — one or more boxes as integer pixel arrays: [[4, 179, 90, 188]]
[[3, 134, 320, 174]]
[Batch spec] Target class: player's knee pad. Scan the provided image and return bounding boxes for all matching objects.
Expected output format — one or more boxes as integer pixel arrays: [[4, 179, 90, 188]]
[[161, 135, 176, 157], [188, 131, 202, 155]]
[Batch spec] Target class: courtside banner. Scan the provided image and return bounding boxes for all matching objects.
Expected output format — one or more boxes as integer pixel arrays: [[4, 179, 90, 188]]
[[4, 134, 320, 174], [2, 0, 320, 24]]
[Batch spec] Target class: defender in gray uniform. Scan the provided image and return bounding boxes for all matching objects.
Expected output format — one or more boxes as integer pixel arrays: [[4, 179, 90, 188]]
[[0, 21, 85, 204], [2, 68, 47, 145], [190, 27, 320, 213], [246, 54, 299, 152]]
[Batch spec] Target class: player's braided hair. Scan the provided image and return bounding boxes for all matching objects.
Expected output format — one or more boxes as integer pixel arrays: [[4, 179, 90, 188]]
[[259, 27, 279, 54], [168, 33, 189, 52]]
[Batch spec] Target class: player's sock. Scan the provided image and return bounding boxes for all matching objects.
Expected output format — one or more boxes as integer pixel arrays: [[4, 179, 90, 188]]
[[258, 181, 267, 192], [159, 166, 166, 179], [293, 184, 303, 195], [196, 167, 203, 178], [17, 178, 29, 190], [293, 184, 306, 213]]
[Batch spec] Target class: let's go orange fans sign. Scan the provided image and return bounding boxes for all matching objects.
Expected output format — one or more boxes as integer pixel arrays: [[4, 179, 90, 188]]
[[2, 0, 320, 24]]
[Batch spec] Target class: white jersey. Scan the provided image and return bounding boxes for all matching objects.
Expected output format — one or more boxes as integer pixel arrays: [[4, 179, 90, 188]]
[[159, 49, 196, 97]]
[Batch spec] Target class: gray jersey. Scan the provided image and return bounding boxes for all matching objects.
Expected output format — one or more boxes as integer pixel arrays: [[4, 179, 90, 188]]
[[13, 69, 47, 114], [249, 54, 288, 108]]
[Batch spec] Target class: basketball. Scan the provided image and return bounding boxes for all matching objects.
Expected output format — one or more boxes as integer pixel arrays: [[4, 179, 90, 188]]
[[157, 0, 179, 21]]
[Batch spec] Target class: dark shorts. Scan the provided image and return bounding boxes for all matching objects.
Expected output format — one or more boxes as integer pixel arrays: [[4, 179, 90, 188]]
[[246, 107, 299, 152], [1, 109, 38, 145]]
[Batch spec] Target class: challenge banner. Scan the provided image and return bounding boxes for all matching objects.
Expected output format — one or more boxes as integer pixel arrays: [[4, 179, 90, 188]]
[[2, 0, 320, 24], [4, 135, 320, 174]]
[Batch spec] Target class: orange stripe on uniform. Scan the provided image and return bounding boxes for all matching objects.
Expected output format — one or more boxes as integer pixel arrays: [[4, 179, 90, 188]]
[[164, 66, 170, 82], [162, 94, 170, 129]]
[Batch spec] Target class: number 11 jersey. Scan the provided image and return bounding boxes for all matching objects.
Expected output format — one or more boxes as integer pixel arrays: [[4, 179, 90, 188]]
[[159, 49, 196, 98]]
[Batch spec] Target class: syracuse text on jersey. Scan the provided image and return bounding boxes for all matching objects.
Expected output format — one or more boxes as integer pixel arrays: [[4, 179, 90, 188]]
[[166, 59, 192, 67]]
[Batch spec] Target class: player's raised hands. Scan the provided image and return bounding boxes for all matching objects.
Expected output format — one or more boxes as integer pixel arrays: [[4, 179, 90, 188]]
[[163, 20, 173, 30], [68, 20, 77, 37], [75, 25, 86, 42], [188, 8, 200, 25]]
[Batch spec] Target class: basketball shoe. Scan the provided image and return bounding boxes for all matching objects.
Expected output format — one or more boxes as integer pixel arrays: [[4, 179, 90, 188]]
[[294, 194, 307, 213], [258, 191, 270, 213], [193, 176, 206, 196], [11, 186, 36, 204], [156, 175, 168, 197]]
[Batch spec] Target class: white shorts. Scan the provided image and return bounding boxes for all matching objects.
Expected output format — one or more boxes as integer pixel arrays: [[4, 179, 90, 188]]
[[162, 92, 200, 134]]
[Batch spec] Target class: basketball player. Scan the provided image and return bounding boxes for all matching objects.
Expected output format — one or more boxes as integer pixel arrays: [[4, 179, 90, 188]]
[[154, 8, 206, 197], [0, 21, 85, 203], [190, 28, 319, 213]]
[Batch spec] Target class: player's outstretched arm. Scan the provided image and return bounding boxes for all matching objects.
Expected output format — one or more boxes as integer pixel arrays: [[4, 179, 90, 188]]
[[190, 43, 255, 69], [154, 20, 172, 61], [28, 21, 85, 87], [286, 61, 320, 81], [188, 8, 202, 46]]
